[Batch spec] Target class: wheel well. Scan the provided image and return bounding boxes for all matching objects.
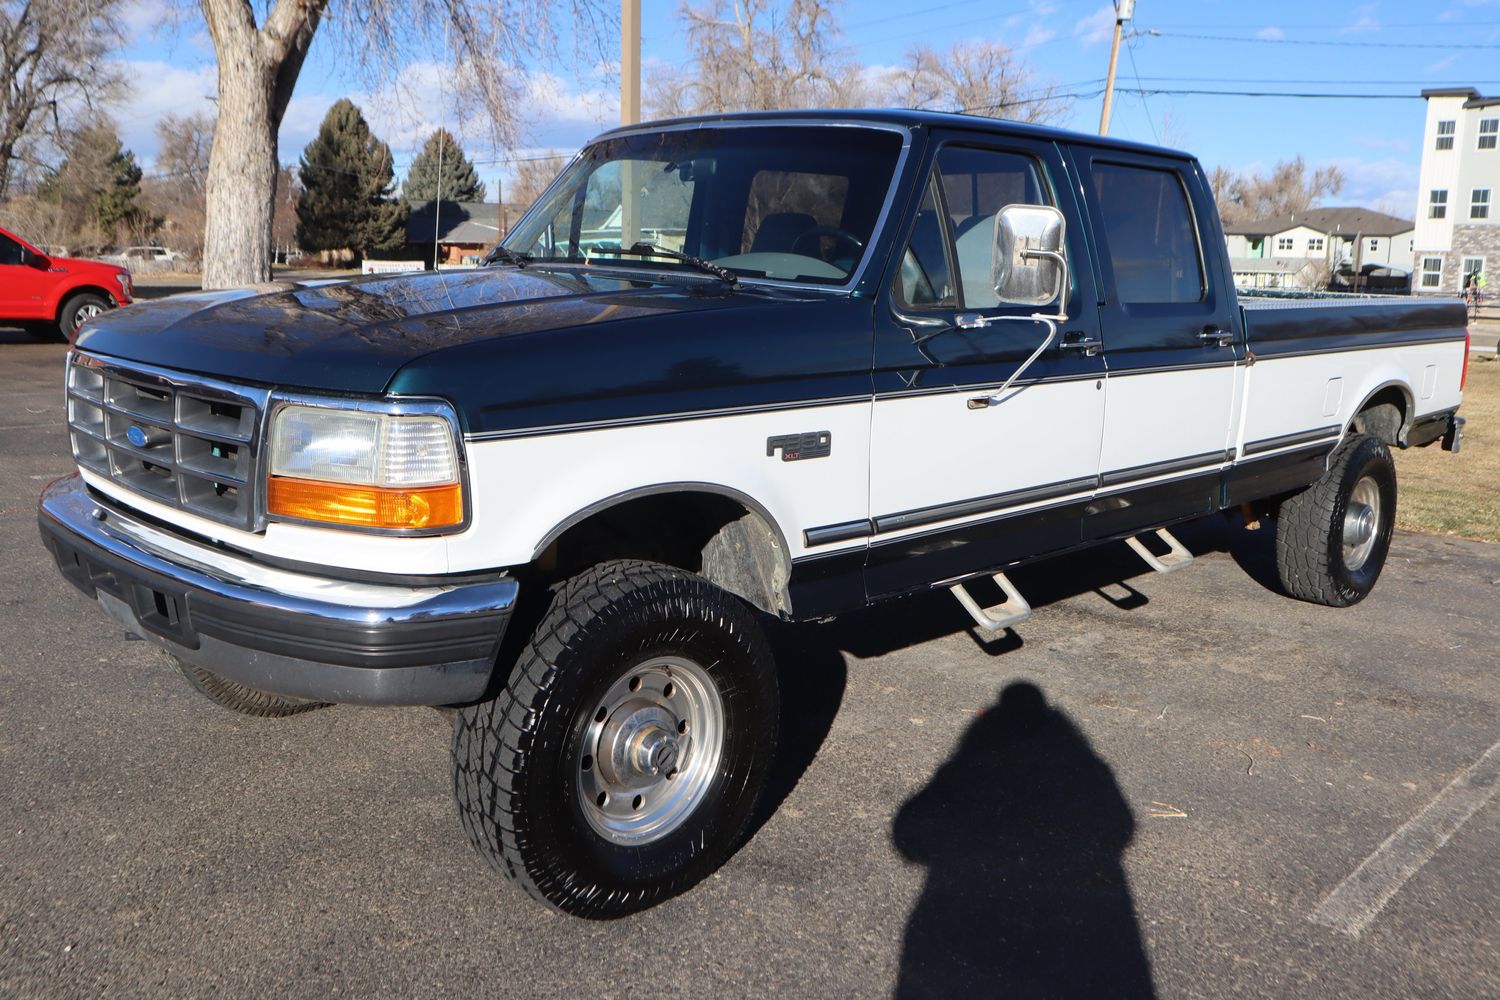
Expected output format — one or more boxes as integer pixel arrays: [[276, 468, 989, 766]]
[[56, 286, 117, 318], [1350, 385, 1409, 445], [532, 491, 792, 616]]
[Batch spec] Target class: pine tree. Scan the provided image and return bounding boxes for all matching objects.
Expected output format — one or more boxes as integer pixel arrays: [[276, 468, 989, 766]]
[[38, 122, 147, 240], [404, 129, 486, 203], [296, 99, 408, 254]]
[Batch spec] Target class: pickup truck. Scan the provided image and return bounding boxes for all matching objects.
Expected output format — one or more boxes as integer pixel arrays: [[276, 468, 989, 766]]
[[37, 110, 1469, 919], [0, 225, 134, 340]]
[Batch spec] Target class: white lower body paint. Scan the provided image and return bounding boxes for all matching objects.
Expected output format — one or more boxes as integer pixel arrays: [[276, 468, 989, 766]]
[[1309, 737, 1500, 938]]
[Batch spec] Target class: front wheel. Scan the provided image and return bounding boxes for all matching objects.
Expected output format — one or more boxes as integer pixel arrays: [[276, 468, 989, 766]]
[[58, 292, 111, 343], [1275, 433, 1397, 606], [452, 559, 778, 918]]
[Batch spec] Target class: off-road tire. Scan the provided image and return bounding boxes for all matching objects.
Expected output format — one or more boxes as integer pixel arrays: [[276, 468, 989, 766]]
[[1275, 433, 1396, 607], [452, 559, 778, 919], [174, 656, 330, 717]]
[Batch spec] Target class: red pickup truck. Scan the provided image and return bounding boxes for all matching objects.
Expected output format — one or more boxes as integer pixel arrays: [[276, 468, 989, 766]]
[[0, 225, 133, 341]]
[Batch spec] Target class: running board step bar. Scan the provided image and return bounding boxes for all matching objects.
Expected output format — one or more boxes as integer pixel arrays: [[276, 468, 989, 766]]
[[1125, 528, 1194, 573], [950, 572, 1033, 634]]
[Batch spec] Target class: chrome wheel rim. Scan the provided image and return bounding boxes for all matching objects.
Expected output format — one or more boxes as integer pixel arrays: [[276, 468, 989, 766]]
[[1342, 475, 1381, 571], [73, 302, 104, 330], [577, 655, 724, 846]]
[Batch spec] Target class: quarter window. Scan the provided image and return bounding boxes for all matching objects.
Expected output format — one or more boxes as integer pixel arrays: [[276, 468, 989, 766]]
[[1471, 188, 1491, 220], [1421, 256, 1443, 289], [1436, 120, 1456, 150], [1479, 119, 1498, 150], [896, 177, 956, 308], [1429, 189, 1448, 219]]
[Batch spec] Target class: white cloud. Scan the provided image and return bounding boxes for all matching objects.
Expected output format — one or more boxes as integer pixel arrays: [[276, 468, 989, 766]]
[[1341, 4, 1382, 34], [1255, 26, 1286, 40], [1354, 134, 1411, 154], [1425, 54, 1459, 73], [1022, 24, 1058, 49], [106, 60, 218, 168], [1074, 5, 1118, 46], [1321, 155, 1419, 218]]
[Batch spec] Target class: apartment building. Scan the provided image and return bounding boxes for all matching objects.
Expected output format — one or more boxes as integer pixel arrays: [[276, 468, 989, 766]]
[[1413, 87, 1500, 293]]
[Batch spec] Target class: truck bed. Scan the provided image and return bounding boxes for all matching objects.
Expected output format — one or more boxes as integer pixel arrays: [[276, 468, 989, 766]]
[[1239, 292, 1468, 357]]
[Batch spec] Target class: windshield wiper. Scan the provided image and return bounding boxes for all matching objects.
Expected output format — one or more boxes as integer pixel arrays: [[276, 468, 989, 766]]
[[590, 242, 738, 286], [483, 245, 533, 268]]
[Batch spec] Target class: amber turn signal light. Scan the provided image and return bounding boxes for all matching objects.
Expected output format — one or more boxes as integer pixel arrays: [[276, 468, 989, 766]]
[[267, 476, 463, 530]]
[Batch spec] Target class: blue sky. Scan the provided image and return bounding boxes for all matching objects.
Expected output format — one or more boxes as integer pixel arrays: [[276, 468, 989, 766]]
[[112, 0, 1500, 219]]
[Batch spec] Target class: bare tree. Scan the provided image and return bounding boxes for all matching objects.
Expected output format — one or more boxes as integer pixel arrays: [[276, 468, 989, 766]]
[[647, 0, 862, 117], [1212, 156, 1346, 225], [141, 112, 214, 262], [193, 0, 611, 289], [507, 155, 568, 213], [880, 41, 1065, 124], [0, 0, 127, 200]]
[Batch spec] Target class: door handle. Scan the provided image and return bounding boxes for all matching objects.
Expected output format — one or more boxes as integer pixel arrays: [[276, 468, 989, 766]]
[[1059, 331, 1101, 356], [1199, 327, 1234, 347]]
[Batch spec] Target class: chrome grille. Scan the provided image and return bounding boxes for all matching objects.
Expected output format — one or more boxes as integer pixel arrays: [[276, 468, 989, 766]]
[[66, 352, 271, 530]]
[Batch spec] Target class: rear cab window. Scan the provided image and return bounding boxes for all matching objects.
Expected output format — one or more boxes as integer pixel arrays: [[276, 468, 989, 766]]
[[1090, 162, 1205, 304]]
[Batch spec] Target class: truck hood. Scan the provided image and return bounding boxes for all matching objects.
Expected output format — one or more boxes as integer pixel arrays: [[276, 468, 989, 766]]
[[73, 267, 769, 395]]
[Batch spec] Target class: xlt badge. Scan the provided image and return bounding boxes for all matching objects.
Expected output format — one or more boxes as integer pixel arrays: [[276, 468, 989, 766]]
[[766, 432, 831, 462]]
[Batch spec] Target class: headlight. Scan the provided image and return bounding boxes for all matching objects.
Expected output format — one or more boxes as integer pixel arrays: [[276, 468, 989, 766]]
[[266, 399, 465, 532], [115, 271, 132, 298]]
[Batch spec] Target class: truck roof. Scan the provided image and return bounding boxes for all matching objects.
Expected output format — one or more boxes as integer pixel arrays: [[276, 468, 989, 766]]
[[596, 107, 1197, 162]]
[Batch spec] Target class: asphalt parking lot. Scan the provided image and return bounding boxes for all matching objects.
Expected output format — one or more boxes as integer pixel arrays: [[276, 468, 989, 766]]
[[1, 333, 1497, 998]]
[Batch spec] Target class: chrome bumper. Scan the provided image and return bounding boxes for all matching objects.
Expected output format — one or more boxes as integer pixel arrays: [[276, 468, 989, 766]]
[[38, 474, 516, 705]]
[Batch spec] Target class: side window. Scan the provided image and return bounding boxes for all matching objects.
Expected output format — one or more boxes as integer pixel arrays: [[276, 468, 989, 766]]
[[935, 147, 1048, 309], [897, 178, 956, 308], [893, 145, 1052, 311], [0, 234, 24, 266], [1092, 162, 1205, 304]]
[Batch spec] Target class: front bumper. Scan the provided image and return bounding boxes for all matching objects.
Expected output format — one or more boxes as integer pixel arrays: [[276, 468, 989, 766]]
[[38, 474, 516, 705]]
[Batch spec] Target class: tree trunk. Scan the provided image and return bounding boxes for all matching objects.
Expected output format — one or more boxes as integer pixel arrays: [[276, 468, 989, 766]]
[[201, 54, 278, 289]]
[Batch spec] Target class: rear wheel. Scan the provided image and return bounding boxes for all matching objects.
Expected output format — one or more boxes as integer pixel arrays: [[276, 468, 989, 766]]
[[1275, 433, 1396, 607], [174, 656, 330, 718], [452, 559, 778, 918]]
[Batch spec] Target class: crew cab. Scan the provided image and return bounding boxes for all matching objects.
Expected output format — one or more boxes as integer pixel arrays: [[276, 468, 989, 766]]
[[0, 225, 133, 341], [37, 111, 1468, 919]]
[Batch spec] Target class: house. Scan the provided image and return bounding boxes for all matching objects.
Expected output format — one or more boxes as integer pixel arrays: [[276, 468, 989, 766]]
[[1223, 256, 1326, 292], [404, 201, 514, 268], [1223, 207, 1416, 291], [1413, 87, 1500, 294]]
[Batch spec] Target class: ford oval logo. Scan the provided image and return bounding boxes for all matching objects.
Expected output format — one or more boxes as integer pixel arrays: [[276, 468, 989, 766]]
[[126, 425, 149, 447]]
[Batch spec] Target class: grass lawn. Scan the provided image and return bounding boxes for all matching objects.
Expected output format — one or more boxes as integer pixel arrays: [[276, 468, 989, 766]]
[[1393, 353, 1499, 542]]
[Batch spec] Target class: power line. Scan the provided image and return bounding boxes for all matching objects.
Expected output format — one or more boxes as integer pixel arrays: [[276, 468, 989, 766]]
[[1148, 30, 1500, 49], [1124, 32, 1159, 144]]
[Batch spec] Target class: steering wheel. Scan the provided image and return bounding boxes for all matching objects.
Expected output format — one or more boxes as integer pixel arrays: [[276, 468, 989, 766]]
[[790, 224, 865, 260]]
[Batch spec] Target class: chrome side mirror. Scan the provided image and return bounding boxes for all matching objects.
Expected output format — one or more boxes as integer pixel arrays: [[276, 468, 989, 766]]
[[992, 204, 1068, 312]]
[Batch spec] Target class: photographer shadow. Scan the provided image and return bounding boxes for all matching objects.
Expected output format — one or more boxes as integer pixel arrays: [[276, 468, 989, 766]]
[[893, 681, 1155, 999]]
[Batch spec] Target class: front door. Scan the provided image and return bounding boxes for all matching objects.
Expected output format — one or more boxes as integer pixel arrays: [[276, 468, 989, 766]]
[[0, 231, 39, 319], [1070, 149, 1242, 539], [864, 135, 1107, 599]]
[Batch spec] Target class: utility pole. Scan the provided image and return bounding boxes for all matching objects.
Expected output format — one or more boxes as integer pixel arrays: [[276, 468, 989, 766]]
[[1098, 0, 1135, 136], [621, 0, 641, 126], [620, 0, 641, 247]]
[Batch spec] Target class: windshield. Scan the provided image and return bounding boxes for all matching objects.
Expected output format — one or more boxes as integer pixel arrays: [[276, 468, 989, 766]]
[[503, 125, 905, 286]]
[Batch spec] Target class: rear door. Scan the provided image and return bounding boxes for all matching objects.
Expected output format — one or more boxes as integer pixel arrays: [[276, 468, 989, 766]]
[[1070, 149, 1242, 538], [863, 133, 1106, 598]]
